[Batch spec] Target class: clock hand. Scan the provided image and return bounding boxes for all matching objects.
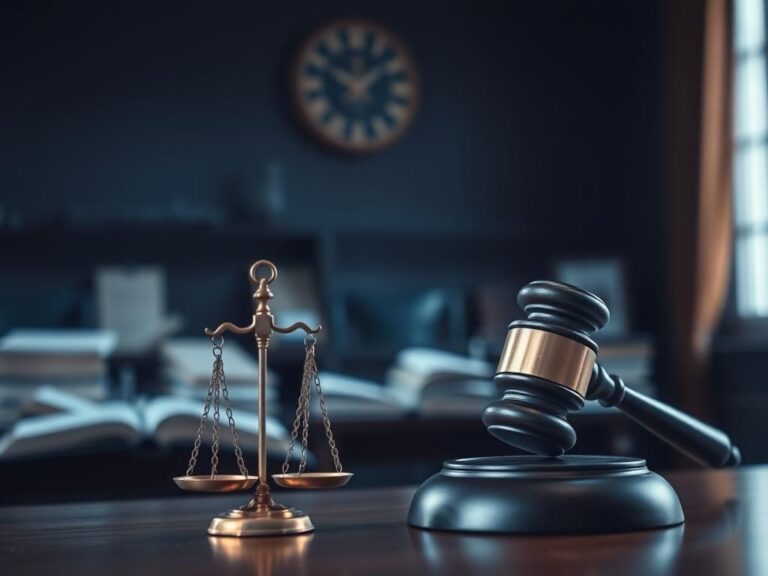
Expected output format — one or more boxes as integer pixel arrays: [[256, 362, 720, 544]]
[[330, 66, 373, 103], [331, 63, 386, 102], [358, 64, 388, 89], [329, 67, 357, 89]]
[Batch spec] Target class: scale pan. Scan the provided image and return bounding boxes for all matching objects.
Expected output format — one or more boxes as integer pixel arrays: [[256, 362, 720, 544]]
[[173, 475, 258, 493], [272, 472, 353, 489]]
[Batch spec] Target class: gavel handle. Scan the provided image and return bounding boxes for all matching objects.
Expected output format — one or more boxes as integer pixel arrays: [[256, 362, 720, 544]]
[[587, 364, 741, 468]]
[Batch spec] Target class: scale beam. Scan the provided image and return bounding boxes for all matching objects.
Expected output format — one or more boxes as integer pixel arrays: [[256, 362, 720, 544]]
[[204, 319, 257, 337], [271, 320, 322, 335]]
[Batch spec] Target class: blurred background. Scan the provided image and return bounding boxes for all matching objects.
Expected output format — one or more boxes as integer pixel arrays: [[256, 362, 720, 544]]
[[0, 0, 765, 505]]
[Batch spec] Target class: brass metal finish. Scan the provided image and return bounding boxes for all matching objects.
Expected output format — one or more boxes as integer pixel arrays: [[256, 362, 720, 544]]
[[496, 327, 596, 397], [272, 472, 354, 489], [207, 484, 314, 536], [172, 475, 258, 493], [249, 259, 278, 284], [186, 259, 333, 537], [208, 507, 314, 537]]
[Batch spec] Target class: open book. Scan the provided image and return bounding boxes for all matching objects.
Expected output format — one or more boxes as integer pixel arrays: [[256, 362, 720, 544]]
[[0, 386, 289, 460]]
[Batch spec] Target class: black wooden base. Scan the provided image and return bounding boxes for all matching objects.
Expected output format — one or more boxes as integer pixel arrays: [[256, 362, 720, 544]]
[[407, 455, 684, 534]]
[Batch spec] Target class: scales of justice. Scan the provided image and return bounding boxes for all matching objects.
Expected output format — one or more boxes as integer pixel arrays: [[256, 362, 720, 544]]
[[173, 259, 352, 537]]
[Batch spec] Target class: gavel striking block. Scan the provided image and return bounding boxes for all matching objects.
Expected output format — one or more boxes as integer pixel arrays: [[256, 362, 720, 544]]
[[408, 280, 739, 534]]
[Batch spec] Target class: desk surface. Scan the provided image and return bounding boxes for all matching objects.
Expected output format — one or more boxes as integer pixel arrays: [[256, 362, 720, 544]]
[[1, 465, 766, 576]]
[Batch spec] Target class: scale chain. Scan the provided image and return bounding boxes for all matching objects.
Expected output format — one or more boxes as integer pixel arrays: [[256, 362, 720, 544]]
[[281, 339, 314, 475], [310, 352, 343, 472], [210, 357, 222, 478], [281, 336, 343, 475], [299, 356, 311, 474], [185, 353, 217, 476], [220, 368, 249, 477]]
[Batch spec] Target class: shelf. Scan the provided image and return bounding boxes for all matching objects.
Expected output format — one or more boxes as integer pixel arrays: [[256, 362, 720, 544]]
[[0, 224, 319, 268]]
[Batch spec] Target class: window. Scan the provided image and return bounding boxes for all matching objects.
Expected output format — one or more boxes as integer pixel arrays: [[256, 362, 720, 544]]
[[734, 0, 768, 317]]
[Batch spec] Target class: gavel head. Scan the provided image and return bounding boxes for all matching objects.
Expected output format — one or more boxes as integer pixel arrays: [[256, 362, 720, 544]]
[[481, 280, 610, 456]]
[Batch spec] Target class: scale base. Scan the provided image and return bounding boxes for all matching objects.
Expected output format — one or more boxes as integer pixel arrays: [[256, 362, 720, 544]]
[[208, 506, 314, 537], [408, 455, 684, 534]]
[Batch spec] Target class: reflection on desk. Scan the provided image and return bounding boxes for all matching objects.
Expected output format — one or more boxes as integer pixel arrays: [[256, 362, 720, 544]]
[[413, 526, 684, 574], [209, 533, 314, 574]]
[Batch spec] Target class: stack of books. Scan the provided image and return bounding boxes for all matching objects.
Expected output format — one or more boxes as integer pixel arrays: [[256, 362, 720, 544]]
[[598, 336, 656, 398], [302, 348, 497, 421], [0, 329, 116, 427], [161, 338, 281, 415], [386, 348, 496, 417]]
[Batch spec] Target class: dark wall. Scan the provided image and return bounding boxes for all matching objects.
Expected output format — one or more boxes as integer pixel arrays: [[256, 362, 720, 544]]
[[0, 0, 667, 366], [2, 0, 663, 236]]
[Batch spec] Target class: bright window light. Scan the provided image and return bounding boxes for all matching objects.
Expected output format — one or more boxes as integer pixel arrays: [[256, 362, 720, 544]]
[[735, 0, 765, 52], [735, 56, 768, 140], [734, 0, 768, 317]]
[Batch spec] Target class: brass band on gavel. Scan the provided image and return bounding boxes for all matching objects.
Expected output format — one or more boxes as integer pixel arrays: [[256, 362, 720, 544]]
[[496, 328, 596, 398]]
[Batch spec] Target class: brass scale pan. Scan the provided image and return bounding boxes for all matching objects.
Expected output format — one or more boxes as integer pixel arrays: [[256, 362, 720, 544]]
[[174, 475, 259, 493], [174, 472, 352, 492]]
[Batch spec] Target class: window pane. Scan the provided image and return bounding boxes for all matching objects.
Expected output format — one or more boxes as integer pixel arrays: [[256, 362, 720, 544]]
[[736, 232, 768, 316], [735, 0, 766, 52], [734, 144, 768, 226], [735, 55, 768, 140]]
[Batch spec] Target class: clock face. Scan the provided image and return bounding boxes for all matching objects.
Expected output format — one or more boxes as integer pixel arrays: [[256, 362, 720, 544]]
[[293, 20, 419, 153]]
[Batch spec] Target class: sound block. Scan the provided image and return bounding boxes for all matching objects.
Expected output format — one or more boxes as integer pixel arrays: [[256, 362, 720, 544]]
[[408, 455, 684, 534]]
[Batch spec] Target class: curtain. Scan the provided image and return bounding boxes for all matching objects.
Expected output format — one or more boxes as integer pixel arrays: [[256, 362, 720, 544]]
[[666, 0, 733, 417]]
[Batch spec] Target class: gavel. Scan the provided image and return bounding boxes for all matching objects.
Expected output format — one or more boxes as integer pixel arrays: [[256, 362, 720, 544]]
[[481, 280, 741, 468]]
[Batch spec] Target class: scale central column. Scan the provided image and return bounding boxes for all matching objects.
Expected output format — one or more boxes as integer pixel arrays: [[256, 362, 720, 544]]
[[257, 339, 268, 490]]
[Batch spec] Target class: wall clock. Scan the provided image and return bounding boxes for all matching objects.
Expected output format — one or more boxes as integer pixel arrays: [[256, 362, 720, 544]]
[[292, 19, 420, 154]]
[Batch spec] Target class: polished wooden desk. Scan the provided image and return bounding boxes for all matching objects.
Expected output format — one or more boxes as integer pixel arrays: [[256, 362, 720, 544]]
[[1, 465, 765, 576]]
